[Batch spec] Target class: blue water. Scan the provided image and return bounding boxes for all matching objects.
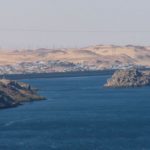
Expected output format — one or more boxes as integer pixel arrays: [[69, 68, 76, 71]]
[[0, 75, 150, 150]]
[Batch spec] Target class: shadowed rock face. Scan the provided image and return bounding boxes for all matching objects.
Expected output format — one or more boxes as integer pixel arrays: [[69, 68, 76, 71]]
[[104, 69, 150, 88], [0, 79, 45, 109]]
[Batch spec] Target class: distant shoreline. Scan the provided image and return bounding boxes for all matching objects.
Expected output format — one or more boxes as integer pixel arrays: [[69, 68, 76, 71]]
[[0, 70, 115, 80], [1, 68, 150, 80]]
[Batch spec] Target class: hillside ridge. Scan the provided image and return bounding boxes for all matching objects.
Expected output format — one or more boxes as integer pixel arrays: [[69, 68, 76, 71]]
[[0, 45, 150, 74]]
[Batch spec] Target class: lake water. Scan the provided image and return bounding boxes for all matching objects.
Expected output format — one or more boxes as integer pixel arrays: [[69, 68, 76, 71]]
[[0, 74, 150, 150]]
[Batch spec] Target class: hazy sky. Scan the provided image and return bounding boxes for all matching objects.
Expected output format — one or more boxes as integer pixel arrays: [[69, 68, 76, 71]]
[[0, 0, 150, 49]]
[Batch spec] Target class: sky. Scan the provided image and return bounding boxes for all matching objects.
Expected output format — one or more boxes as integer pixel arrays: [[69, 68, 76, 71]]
[[0, 0, 150, 49]]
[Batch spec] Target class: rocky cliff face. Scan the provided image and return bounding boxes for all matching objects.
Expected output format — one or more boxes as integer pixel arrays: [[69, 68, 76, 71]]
[[0, 79, 45, 109], [104, 69, 150, 88]]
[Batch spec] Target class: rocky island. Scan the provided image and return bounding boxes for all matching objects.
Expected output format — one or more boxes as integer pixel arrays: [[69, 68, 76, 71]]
[[104, 69, 150, 88], [0, 79, 45, 109]]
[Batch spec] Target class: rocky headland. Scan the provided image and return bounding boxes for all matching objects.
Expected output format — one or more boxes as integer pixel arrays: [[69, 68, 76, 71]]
[[0, 79, 45, 109], [104, 69, 150, 88]]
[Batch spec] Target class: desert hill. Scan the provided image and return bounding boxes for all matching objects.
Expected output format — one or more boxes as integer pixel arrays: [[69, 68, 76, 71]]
[[0, 45, 150, 74]]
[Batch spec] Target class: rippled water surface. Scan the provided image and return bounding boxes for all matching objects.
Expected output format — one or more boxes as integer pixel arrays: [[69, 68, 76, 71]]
[[0, 74, 150, 150]]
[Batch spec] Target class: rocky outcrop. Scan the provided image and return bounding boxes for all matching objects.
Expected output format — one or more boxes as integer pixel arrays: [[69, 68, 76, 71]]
[[0, 79, 45, 109], [104, 69, 150, 88]]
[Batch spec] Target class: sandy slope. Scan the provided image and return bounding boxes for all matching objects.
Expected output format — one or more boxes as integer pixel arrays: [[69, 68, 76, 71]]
[[0, 45, 150, 68]]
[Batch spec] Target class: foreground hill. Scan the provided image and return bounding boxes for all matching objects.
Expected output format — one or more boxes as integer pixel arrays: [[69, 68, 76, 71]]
[[0, 45, 150, 74], [0, 79, 45, 108]]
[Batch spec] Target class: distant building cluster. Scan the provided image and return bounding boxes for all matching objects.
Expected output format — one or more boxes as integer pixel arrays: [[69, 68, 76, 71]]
[[0, 60, 147, 75]]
